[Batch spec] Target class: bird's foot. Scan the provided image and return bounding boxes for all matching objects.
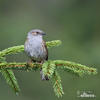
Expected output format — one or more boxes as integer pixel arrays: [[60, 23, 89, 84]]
[[26, 60, 33, 71]]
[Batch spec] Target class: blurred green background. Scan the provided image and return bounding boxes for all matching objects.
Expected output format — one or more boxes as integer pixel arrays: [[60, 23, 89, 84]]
[[0, 0, 100, 100]]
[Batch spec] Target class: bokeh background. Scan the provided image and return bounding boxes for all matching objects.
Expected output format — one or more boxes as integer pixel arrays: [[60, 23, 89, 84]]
[[0, 0, 100, 100]]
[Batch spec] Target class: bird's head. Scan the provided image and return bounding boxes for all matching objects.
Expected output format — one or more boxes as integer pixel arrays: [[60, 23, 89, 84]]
[[28, 29, 46, 38]]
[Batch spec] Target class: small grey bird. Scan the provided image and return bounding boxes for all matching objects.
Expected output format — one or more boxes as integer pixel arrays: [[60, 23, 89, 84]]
[[24, 29, 48, 80]]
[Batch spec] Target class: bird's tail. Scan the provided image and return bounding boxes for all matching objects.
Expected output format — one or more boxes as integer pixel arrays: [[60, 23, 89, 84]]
[[40, 68, 49, 80]]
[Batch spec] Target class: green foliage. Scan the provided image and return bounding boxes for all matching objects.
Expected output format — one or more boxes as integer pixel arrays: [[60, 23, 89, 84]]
[[46, 40, 62, 48], [0, 40, 98, 97], [1, 69, 20, 95], [42, 61, 55, 78], [0, 57, 20, 95], [42, 61, 64, 97], [54, 60, 97, 76], [51, 71, 64, 97], [0, 40, 61, 57]]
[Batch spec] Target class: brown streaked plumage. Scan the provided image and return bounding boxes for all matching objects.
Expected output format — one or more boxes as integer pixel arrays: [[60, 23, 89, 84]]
[[42, 40, 48, 61]]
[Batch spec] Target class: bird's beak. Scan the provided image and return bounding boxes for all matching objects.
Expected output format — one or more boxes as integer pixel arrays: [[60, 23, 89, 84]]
[[41, 32, 46, 35]]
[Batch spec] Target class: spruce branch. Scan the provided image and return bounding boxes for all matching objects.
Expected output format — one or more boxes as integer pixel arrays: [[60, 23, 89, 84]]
[[0, 61, 97, 75], [0, 40, 98, 97], [0, 57, 20, 94], [0, 40, 61, 57], [0, 69, 20, 95], [54, 60, 97, 76], [42, 61, 56, 78], [51, 71, 64, 97]]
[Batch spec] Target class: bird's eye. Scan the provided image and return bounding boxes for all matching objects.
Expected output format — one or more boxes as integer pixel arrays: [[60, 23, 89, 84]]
[[36, 32, 39, 34]]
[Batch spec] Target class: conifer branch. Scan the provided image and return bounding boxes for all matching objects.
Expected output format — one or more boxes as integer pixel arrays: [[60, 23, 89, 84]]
[[0, 69, 20, 95], [0, 61, 97, 75], [54, 60, 97, 76], [0, 40, 61, 57], [51, 71, 64, 97], [0, 40, 97, 97], [0, 57, 20, 95], [42, 61, 56, 78]]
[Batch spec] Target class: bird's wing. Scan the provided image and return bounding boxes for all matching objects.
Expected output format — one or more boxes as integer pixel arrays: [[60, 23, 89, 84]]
[[42, 40, 48, 61]]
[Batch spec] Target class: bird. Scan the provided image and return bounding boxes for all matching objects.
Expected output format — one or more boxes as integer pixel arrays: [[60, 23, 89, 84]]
[[24, 29, 49, 80]]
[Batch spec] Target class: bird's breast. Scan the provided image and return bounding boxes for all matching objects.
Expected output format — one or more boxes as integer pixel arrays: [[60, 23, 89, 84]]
[[24, 37, 46, 61]]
